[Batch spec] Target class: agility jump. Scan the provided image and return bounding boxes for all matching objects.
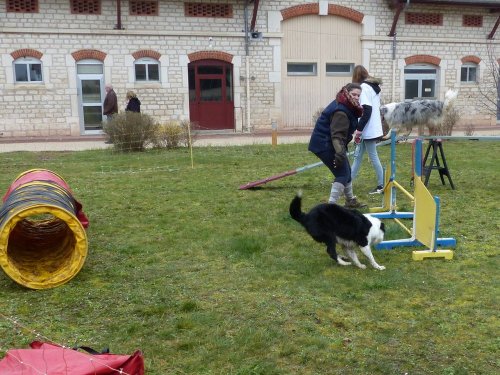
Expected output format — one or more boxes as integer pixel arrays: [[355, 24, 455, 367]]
[[0, 169, 89, 289], [369, 131, 456, 259]]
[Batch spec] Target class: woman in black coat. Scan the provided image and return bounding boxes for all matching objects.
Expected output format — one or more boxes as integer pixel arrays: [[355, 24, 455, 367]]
[[125, 91, 141, 113]]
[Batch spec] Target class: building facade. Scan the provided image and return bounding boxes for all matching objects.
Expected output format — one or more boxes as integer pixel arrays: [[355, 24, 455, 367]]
[[1, 0, 499, 138]]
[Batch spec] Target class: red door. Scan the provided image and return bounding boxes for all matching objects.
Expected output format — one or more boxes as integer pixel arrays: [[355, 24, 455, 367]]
[[189, 60, 234, 130]]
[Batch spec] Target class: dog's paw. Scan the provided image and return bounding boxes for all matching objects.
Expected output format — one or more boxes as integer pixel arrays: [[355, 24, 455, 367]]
[[357, 264, 367, 269], [375, 265, 386, 270], [337, 258, 352, 266]]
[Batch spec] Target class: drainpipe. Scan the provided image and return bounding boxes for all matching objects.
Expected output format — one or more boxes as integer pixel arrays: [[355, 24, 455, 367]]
[[391, 0, 410, 102], [244, 1, 251, 133], [114, 0, 123, 30], [392, 33, 396, 102]]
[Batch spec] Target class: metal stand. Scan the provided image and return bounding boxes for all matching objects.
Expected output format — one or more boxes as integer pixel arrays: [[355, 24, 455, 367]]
[[423, 140, 455, 189]]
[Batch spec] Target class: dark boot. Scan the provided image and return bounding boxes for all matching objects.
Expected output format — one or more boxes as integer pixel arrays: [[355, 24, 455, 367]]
[[344, 182, 367, 209]]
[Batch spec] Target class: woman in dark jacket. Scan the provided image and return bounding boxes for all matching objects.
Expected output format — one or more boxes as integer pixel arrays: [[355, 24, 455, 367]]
[[125, 91, 141, 113], [308, 83, 366, 208]]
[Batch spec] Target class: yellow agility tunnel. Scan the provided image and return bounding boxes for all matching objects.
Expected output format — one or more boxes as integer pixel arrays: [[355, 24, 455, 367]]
[[0, 169, 89, 289]]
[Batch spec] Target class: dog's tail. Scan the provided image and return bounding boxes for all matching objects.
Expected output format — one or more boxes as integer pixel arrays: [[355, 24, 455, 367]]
[[289, 191, 305, 224], [444, 89, 458, 108]]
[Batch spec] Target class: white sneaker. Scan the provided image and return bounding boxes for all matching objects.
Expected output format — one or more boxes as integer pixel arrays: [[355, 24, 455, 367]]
[[368, 185, 384, 194]]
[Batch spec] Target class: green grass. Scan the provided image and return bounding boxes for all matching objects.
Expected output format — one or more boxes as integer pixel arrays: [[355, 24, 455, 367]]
[[0, 140, 498, 374]]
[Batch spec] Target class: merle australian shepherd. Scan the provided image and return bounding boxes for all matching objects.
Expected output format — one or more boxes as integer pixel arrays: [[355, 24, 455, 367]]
[[381, 89, 458, 136], [289, 193, 386, 270]]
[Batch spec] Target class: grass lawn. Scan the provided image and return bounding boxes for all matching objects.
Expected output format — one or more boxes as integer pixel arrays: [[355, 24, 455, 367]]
[[0, 139, 498, 374]]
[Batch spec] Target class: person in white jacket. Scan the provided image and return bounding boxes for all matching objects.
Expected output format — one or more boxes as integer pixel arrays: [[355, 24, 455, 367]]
[[351, 65, 385, 194]]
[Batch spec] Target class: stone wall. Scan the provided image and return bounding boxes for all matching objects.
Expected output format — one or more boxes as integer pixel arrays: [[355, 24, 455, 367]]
[[0, 0, 498, 137]]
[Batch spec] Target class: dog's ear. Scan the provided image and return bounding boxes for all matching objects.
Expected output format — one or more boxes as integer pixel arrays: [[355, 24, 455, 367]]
[[380, 222, 386, 233]]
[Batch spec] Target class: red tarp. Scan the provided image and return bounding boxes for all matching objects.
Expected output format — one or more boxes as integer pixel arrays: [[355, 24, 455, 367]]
[[0, 341, 144, 375]]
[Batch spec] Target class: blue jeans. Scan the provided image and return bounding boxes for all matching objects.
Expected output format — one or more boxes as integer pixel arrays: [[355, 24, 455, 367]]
[[315, 149, 352, 186], [351, 139, 384, 186]]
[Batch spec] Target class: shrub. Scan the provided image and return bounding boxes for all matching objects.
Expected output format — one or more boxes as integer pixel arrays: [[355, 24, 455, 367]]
[[104, 112, 158, 152], [429, 106, 461, 136], [312, 107, 324, 126], [152, 120, 196, 149], [464, 123, 476, 136]]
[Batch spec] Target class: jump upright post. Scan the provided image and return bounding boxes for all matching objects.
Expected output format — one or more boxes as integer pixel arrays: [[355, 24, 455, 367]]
[[369, 130, 414, 220]]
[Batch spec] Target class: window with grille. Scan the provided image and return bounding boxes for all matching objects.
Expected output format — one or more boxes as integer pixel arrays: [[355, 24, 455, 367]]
[[185, 3, 233, 18], [405, 12, 443, 26], [70, 0, 101, 14], [461, 64, 478, 83], [14, 57, 43, 82], [463, 15, 482, 27], [130, 0, 158, 16], [135, 58, 160, 81], [6, 0, 38, 12]]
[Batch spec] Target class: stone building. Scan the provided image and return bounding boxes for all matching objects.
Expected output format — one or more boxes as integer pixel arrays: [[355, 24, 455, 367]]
[[1, 0, 499, 138]]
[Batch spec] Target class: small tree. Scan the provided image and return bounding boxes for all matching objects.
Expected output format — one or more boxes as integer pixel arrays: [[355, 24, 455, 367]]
[[475, 41, 500, 118], [104, 112, 158, 152]]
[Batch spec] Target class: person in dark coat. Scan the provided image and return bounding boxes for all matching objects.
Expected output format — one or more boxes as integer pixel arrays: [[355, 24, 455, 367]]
[[308, 83, 366, 208], [103, 84, 118, 119], [125, 91, 141, 113]]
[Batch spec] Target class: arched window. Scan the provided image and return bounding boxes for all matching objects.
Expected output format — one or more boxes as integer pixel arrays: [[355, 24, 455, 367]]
[[14, 57, 43, 82], [460, 63, 478, 83], [134, 57, 160, 81], [404, 64, 438, 100]]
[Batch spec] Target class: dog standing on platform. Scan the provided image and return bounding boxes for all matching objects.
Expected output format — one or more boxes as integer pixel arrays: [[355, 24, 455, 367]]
[[381, 89, 458, 136], [289, 192, 386, 270]]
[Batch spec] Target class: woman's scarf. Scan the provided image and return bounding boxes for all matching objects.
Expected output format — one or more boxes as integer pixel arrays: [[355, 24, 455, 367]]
[[336, 86, 363, 118]]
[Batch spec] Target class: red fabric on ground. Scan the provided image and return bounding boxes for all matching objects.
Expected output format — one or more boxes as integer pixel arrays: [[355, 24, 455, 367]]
[[0, 341, 144, 375]]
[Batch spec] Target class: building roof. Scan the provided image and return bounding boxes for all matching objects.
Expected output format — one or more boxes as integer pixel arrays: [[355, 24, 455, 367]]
[[387, 0, 500, 11], [386, 0, 500, 38]]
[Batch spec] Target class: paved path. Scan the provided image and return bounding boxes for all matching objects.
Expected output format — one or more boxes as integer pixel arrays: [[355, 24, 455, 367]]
[[0, 128, 498, 153], [0, 132, 311, 152]]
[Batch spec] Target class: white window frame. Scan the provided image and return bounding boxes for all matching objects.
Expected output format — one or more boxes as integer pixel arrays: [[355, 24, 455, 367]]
[[460, 63, 478, 83], [404, 64, 438, 100], [287, 62, 317, 76], [13, 57, 43, 83], [134, 57, 160, 82]]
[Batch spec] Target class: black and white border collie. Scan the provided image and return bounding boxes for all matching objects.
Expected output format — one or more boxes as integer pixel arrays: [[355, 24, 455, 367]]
[[381, 89, 458, 136], [289, 193, 386, 270]]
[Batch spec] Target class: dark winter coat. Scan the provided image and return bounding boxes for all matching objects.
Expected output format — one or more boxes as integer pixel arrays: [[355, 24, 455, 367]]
[[126, 97, 141, 113], [308, 101, 358, 154], [103, 90, 118, 116]]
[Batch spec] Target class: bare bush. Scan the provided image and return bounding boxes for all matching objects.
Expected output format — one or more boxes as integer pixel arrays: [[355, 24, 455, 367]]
[[104, 112, 158, 152], [152, 120, 197, 149], [312, 107, 324, 126], [429, 106, 460, 136], [464, 124, 476, 136]]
